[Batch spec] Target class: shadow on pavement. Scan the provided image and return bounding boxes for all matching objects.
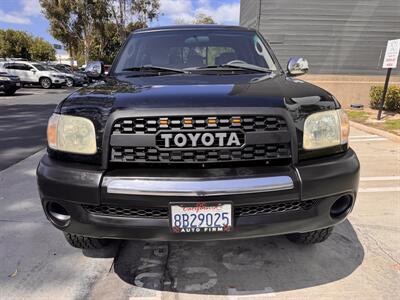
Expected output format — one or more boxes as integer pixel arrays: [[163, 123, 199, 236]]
[[108, 220, 364, 295], [0, 103, 57, 170], [0, 92, 34, 97]]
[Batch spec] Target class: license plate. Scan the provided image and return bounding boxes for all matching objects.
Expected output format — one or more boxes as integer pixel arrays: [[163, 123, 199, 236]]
[[16, 83, 21, 86], [170, 202, 233, 233]]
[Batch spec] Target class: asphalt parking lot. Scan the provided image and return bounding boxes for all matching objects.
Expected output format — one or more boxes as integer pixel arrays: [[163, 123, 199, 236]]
[[0, 88, 399, 300]]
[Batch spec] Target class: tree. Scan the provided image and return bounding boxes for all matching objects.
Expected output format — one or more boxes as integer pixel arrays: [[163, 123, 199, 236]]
[[175, 13, 216, 25], [0, 29, 32, 59], [40, 0, 79, 61], [73, 0, 110, 64], [0, 29, 55, 61], [193, 13, 216, 24], [41, 0, 160, 64], [108, 0, 160, 44], [31, 37, 56, 61], [40, 0, 109, 64]]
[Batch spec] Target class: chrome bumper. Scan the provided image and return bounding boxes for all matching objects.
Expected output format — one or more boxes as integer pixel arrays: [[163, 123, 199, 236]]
[[104, 176, 294, 197]]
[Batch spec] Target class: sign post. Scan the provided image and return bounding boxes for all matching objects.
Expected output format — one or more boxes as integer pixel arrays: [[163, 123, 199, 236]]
[[378, 39, 400, 120]]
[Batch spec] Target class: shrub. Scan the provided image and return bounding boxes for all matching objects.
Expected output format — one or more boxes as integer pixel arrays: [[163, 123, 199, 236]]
[[370, 85, 400, 113]]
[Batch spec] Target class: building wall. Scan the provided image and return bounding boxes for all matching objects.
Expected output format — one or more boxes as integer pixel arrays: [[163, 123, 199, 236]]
[[240, 0, 400, 75]]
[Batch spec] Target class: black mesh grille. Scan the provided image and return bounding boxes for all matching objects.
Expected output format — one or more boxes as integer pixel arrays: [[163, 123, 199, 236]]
[[234, 200, 315, 217], [112, 115, 288, 134], [83, 205, 169, 218], [111, 144, 291, 163], [83, 200, 315, 219]]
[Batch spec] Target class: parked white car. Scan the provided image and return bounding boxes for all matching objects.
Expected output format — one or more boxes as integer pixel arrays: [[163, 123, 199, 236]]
[[0, 61, 66, 89]]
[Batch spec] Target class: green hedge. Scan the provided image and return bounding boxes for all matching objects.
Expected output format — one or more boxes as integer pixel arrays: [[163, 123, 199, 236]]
[[370, 85, 400, 113]]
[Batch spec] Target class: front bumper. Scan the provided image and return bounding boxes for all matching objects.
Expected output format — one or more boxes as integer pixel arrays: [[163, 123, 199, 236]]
[[0, 81, 21, 91], [37, 149, 360, 241], [50, 77, 66, 84]]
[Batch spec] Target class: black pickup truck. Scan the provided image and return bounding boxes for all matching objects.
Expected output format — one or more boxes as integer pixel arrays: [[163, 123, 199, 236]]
[[37, 25, 360, 249]]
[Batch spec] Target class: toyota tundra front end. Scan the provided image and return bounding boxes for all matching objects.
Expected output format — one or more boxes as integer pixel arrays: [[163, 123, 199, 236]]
[[37, 25, 359, 249]]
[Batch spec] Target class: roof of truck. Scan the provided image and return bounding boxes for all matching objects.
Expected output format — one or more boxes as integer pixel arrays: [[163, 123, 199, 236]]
[[134, 25, 255, 33]]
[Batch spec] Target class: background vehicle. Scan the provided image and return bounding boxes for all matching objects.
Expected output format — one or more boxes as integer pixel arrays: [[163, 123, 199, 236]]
[[48, 63, 88, 86], [0, 61, 66, 89], [0, 71, 21, 95], [37, 26, 360, 249]]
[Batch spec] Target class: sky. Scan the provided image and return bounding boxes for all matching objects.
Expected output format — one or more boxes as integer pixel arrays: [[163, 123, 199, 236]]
[[0, 0, 241, 51]]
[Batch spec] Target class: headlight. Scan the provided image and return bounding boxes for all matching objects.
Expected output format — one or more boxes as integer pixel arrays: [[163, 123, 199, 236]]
[[0, 76, 11, 81], [47, 114, 97, 154], [303, 109, 349, 150]]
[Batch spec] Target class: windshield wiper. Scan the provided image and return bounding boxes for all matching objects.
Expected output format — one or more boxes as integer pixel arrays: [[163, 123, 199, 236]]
[[188, 62, 270, 73], [122, 65, 188, 74]]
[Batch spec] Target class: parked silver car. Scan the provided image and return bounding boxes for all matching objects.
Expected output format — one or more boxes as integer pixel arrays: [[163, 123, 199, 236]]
[[0, 61, 66, 89], [48, 66, 85, 87]]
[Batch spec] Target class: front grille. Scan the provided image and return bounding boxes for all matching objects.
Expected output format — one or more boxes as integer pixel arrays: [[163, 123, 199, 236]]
[[111, 144, 291, 163], [112, 115, 288, 134], [109, 115, 291, 165], [83, 200, 315, 219]]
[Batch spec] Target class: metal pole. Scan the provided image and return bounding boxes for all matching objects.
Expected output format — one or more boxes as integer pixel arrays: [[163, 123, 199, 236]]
[[377, 68, 392, 120]]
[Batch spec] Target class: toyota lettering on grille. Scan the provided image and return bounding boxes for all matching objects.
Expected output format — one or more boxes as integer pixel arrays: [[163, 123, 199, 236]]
[[157, 131, 245, 149]]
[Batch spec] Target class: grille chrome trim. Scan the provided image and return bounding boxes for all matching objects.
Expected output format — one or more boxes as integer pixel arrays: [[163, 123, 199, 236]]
[[104, 176, 294, 197]]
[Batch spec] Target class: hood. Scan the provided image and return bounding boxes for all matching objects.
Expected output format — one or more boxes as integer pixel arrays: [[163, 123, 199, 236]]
[[60, 73, 339, 114], [54, 73, 342, 165]]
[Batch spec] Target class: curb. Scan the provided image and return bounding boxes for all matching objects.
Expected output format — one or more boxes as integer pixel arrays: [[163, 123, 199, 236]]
[[350, 121, 400, 143]]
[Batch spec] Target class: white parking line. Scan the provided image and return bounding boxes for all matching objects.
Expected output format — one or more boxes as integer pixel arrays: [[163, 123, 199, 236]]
[[360, 176, 400, 181], [358, 187, 400, 193], [359, 176, 400, 192], [350, 138, 387, 142], [350, 135, 379, 138]]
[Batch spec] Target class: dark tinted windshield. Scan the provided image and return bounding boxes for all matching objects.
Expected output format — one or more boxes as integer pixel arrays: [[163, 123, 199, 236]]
[[113, 30, 278, 73]]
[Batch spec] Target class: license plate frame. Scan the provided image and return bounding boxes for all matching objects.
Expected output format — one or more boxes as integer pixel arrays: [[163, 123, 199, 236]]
[[169, 201, 233, 234]]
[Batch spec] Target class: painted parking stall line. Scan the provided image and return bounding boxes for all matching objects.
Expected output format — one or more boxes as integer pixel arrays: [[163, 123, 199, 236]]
[[359, 187, 400, 193], [360, 176, 400, 181], [359, 176, 400, 193], [350, 134, 387, 142], [350, 138, 388, 142]]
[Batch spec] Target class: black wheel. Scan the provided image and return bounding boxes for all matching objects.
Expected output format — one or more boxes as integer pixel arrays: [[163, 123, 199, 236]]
[[4, 89, 17, 96], [286, 227, 334, 244], [66, 77, 74, 87], [40, 77, 52, 89], [64, 232, 109, 249]]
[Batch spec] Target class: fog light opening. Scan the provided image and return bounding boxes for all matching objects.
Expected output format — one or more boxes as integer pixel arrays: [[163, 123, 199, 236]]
[[330, 195, 353, 218], [47, 202, 71, 227]]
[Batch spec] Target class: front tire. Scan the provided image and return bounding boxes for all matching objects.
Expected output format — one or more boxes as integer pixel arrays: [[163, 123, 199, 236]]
[[40, 77, 52, 89], [64, 232, 110, 249], [66, 77, 74, 87], [286, 227, 333, 244]]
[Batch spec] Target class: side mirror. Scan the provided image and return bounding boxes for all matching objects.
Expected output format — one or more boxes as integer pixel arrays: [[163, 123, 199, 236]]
[[85, 61, 104, 78], [30, 68, 36, 72], [287, 57, 309, 76]]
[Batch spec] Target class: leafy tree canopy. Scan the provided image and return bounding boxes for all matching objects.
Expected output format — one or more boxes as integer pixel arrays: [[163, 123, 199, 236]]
[[0, 29, 55, 61]]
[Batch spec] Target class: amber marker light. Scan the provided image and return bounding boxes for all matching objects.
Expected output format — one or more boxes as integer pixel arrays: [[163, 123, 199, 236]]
[[159, 118, 169, 126], [207, 117, 218, 125], [47, 114, 60, 149], [231, 117, 242, 124], [183, 118, 193, 125]]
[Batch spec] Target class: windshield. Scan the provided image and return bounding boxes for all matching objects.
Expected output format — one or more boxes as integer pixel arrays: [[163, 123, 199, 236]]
[[32, 64, 53, 71], [113, 30, 278, 74], [54, 65, 72, 73]]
